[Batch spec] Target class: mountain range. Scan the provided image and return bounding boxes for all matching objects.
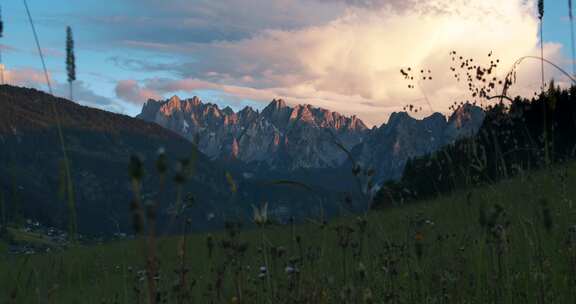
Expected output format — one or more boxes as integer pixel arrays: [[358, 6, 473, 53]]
[[138, 97, 368, 171], [139, 96, 485, 182]]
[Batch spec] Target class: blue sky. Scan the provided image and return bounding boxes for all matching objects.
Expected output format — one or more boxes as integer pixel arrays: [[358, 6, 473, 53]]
[[1, 0, 574, 126]]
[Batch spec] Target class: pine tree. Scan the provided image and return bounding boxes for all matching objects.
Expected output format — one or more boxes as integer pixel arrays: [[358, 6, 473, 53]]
[[66, 26, 76, 101]]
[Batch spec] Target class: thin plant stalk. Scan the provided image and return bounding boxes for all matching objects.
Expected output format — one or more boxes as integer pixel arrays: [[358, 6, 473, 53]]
[[0, 189, 5, 236], [0, 5, 4, 85], [66, 26, 76, 101], [538, 0, 550, 166], [23, 0, 77, 242], [570, 0, 576, 77]]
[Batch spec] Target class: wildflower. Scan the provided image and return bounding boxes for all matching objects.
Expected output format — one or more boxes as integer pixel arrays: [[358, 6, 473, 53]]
[[252, 203, 269, 226]]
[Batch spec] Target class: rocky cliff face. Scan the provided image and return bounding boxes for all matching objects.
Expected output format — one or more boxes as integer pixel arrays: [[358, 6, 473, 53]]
[[139, 96, 484, 181], [352, 104, 485, 181], [138, 97, 369, 170]]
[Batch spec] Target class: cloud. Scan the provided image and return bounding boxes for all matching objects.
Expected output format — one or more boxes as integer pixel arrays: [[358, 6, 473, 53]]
[[87, 0, 344, 47], [111, 0, 570, 126], [3, 67, 50, 88], [115, 79, 161, 104], [2, 66, 123, 113]]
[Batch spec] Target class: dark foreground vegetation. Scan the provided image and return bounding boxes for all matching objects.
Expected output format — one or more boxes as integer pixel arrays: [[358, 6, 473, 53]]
[[1, 160, 575, 303]]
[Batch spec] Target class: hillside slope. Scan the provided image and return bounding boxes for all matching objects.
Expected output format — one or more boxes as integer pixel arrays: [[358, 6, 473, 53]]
[[0, 85, 230, 234]]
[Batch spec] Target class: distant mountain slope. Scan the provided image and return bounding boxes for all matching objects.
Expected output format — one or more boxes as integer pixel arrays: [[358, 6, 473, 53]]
[[353, 104, 485, 181], [138, 97, 369, 170], [0, 85, 231, 235], [374, 85, 576, 206]]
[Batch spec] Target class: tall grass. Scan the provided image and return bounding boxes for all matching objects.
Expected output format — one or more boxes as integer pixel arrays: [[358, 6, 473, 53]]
[[1, 161, 575, 303]]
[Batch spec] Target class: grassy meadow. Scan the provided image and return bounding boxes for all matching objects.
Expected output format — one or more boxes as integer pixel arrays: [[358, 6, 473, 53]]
[[1, 161, 575, 303]]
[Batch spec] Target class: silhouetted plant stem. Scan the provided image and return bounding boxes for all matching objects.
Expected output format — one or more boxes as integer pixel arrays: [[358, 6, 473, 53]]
[[66, 26, 76, 101], [176, 219, 191, 304], [0, 5, 4, 85], [23, 0, 78, 242], [259, 228, 273, 304], [129, 156, 157, 304], [538, 0, 550, 167], [146, 202, 159, 304], [0, 189, 5, 236], [570, 0, 575, 77]]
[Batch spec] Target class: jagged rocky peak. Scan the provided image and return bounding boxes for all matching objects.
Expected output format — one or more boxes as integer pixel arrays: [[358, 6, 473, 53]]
[[349, 115, 365, 129], [262, 98, 287, 115], [160, 95, 183, 115], [238, 106, 258, 121], [139, 98, 163, 120], [448, 103, 484, 127], [384, 111, 448, 130], [138, 96, 371, 170], [445, 103, 485, 140], [291, 104, 315, 123], [190, 96, 202, 105], [386, 111, 413, 126], [425, 112, 447, 121], [169, 95, 181, 104], [270, 98, 287, 109], [265, 101, 370, 132], [222, 106, 234, 115]]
